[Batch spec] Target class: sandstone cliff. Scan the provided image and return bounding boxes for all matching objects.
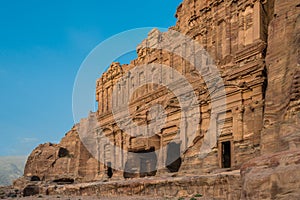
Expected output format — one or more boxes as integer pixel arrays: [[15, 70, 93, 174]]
[[15, 0, 300, 199], [240, 0, 300, 199]]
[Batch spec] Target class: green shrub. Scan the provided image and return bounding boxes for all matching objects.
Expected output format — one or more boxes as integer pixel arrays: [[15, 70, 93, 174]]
[[194, 193, 203, 197]]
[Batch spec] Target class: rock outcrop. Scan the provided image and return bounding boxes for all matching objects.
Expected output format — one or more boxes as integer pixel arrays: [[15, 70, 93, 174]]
[[241, 150, 300, 199], [22, 120, 101, 183], [239, 1, 300, 199], [262, 0, 300, 154], [14, 0, 300, 199]]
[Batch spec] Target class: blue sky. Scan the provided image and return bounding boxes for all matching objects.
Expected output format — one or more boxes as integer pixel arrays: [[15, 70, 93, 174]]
[[0, 0, 182, 156]]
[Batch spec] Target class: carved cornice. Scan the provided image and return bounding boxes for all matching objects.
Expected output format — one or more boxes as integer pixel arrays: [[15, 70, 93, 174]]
[[234, 41, 266, 63], [100, 62, 123, 85]]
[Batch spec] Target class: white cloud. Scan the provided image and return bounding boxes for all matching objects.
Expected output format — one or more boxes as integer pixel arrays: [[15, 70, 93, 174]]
[[20, 137, 39, 144]]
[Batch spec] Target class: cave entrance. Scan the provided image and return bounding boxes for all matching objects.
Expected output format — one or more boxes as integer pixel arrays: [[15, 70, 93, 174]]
[[166, 142, 182, 172], [221, 141, 231, 168]]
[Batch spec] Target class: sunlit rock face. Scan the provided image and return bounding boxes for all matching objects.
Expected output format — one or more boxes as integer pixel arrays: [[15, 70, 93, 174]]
[[16, 0, 300, 198]]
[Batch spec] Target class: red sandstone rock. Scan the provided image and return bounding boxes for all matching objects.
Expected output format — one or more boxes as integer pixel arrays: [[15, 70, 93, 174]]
[[241, 150, 300, 199], [14, 0, 300, 199]]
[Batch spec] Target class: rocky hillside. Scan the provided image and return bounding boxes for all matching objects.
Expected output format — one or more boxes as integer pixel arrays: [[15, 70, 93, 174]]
[[0, 156, 26, 186]]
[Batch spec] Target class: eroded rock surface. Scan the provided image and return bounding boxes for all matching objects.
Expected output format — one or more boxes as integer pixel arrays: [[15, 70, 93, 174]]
[[22, 121, 102, 183], [14, 0, 300, 199], [262, 0, 300, 154], [241, 150, 300, 199]]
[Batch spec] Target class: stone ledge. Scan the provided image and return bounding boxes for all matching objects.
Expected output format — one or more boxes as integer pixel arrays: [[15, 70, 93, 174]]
[[34, 171, 241, 199]]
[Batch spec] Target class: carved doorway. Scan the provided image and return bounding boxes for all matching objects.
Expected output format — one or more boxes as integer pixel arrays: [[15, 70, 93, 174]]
[[104, 145, 113, 178], [139, 147, 157, 177], [166, 142, 182, 172], [221, 141, 231, 168], [106, 162, 113, 178], [123, 147, 157, 178]]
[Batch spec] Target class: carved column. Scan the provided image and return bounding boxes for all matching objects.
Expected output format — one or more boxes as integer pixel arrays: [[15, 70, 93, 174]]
[[233, 105, 244, 141], [99, 90, 103, 114], [180, 111, 188, 152], [98, 137, 107, 180], [253, 1, 263, 41], [157, 134, 164, 170], [94, 130, 102, 180], [109, 81, 113, 112], [238, 11, 245, 49], [170, 52, 174, 80], [225, 16, 232, 56], [182, 43, 187, 74], [104, 87, 108, 113], [251, 76, 265, 145]]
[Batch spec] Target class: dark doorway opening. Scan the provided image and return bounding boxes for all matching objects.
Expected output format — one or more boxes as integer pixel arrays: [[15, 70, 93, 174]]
[[166, 142, 182, 172], [58, 147, 69, 158], [123, 147, 157, 179], [30, 176, 40, 182], [106, 162, 113, 178], [139, 147, 157, 177], [221, 141, 231, 168]]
